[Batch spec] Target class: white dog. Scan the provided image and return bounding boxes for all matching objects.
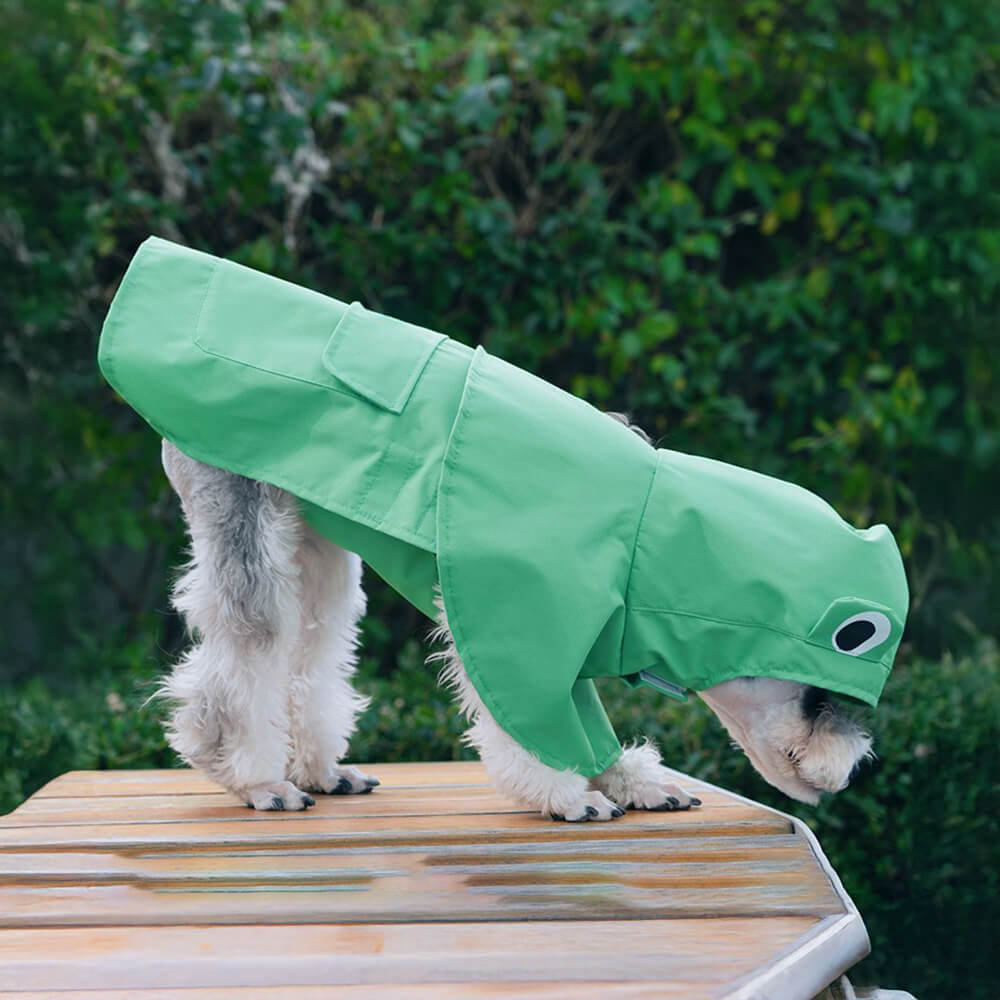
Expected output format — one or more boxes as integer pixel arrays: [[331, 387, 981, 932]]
[[158, 412, 873, 822]]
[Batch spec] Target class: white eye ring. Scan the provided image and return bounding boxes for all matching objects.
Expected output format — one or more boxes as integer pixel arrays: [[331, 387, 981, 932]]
[[832, 611, 892, 656]]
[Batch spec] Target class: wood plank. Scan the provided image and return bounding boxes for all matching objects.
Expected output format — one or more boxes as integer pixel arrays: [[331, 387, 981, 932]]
[[0, 866, 838, 926], [5, 786, 519, 824], [4, 785, 739, 827], [0, 984, 704, 999], [22, 762, 495, 802], [18, 762, 718, 803], [0, 808, 793, 853], [0, 824, 841, 925], [0, 918, 819, 990], [0, 833, 813, 883]]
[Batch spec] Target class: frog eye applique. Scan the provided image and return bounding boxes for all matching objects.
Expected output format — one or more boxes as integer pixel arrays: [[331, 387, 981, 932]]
[[831, 611, 892, 657]]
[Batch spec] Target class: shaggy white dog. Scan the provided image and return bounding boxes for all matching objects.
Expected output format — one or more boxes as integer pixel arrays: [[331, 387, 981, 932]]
[[159, 425, 872, 820]]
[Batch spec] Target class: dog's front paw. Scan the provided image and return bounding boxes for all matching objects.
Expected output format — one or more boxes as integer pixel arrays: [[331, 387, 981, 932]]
[[626, 779, 702, 812], [595, 743, 703, 812], [304, 764, 380, 796], [240, 780, 315, 812], [550, 790, 625, 823]]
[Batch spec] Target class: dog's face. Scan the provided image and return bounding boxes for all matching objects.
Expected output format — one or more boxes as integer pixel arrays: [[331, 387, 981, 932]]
[[697, 678, 872, 804]]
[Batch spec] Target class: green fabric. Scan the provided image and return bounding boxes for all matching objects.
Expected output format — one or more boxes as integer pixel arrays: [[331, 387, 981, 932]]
[[623, 451, 909, 705], [98, 236, 909, 778]]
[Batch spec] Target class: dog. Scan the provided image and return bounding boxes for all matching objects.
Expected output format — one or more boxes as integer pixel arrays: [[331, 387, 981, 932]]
[[100, 237, 903, 822], [158, 420, 874, 821]]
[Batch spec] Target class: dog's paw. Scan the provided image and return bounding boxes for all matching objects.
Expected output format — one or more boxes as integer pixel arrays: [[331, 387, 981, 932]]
[[240, 780, 315, 812], [594, 745, 703, 812], [304, 764, 380, 796], [550, 790, 625, 823], [622, 778, 702, 812]]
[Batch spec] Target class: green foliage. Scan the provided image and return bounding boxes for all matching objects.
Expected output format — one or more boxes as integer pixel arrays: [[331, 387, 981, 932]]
[[1, 1, 998, 997]]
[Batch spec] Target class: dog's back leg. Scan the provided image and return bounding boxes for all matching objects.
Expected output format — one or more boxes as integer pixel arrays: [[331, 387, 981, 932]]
[[160, 441, 312, 810], [285, 522, 377, 795]]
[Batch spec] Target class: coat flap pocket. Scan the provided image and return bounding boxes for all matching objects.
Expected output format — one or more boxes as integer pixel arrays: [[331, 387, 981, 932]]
[[322, 302, 446, 413]]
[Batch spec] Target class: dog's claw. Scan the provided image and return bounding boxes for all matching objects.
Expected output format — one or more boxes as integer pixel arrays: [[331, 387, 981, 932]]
[[307, 766, 381, 796], [550, 813, 565, 822], [549, 791, 622, 822], [242, 780, 313, 811], [690, 797, 702, 807]]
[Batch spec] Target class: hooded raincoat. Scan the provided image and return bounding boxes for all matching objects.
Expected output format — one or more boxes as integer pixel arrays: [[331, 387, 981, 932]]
[[98, 237, 909, 777]]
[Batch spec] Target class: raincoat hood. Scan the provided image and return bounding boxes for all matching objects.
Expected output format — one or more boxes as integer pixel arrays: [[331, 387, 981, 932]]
[[98, 236, 909, 777], [624, 450, 908, 705]]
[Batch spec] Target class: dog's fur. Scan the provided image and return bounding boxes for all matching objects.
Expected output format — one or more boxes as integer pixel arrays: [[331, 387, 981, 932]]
[[159, 419, 872, 819]]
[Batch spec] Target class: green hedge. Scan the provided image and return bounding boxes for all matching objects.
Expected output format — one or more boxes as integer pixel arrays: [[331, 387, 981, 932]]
[[2, 1, 998, 997]]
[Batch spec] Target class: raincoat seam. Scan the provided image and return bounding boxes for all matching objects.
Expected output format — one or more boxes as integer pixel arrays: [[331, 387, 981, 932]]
[[192, 340, 368, 399], [630, 605, 894, 669], [371, 445, 423, 533], [191, 257, 222, 342], [617, 452, 662, 674]]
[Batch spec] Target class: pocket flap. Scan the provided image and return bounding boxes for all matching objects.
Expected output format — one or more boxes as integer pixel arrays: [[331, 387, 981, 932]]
[[322, 302, 446, 413]]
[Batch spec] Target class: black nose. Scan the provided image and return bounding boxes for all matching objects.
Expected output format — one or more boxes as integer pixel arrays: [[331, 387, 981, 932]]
[[801, 686, 835, 721]]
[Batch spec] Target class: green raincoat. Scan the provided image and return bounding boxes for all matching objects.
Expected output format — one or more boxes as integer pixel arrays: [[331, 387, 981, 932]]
[[98, 237, 909, 777]]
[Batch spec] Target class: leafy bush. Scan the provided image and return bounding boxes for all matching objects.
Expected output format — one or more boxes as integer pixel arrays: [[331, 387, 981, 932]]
[[1, 1, 998, 997]]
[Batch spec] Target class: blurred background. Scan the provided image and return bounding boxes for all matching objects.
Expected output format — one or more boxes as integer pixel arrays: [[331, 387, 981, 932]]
[[1, 1, 998, 995]]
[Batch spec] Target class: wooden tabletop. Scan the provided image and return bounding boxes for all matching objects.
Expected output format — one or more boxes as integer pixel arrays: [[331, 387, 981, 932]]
[[0, 762, 868, 999]]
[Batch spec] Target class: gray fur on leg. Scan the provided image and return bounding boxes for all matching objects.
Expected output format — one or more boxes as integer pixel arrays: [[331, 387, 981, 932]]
[[158, 441, 306, 804]]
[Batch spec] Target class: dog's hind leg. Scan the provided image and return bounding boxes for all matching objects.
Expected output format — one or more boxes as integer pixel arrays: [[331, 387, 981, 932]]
[[285, 521, 377, 796], [160, 441, 312, 811], [432, 606, 624, 822]]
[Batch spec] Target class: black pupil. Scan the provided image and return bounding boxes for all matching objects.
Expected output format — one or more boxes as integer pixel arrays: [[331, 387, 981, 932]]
[[835, 619, 877, 651]]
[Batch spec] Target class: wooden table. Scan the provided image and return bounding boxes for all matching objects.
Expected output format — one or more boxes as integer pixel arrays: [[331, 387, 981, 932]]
[[0, 762, 868, 999]]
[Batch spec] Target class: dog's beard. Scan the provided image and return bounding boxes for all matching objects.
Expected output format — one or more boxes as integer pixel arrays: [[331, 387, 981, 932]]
[[697, 678, 873, 804]]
